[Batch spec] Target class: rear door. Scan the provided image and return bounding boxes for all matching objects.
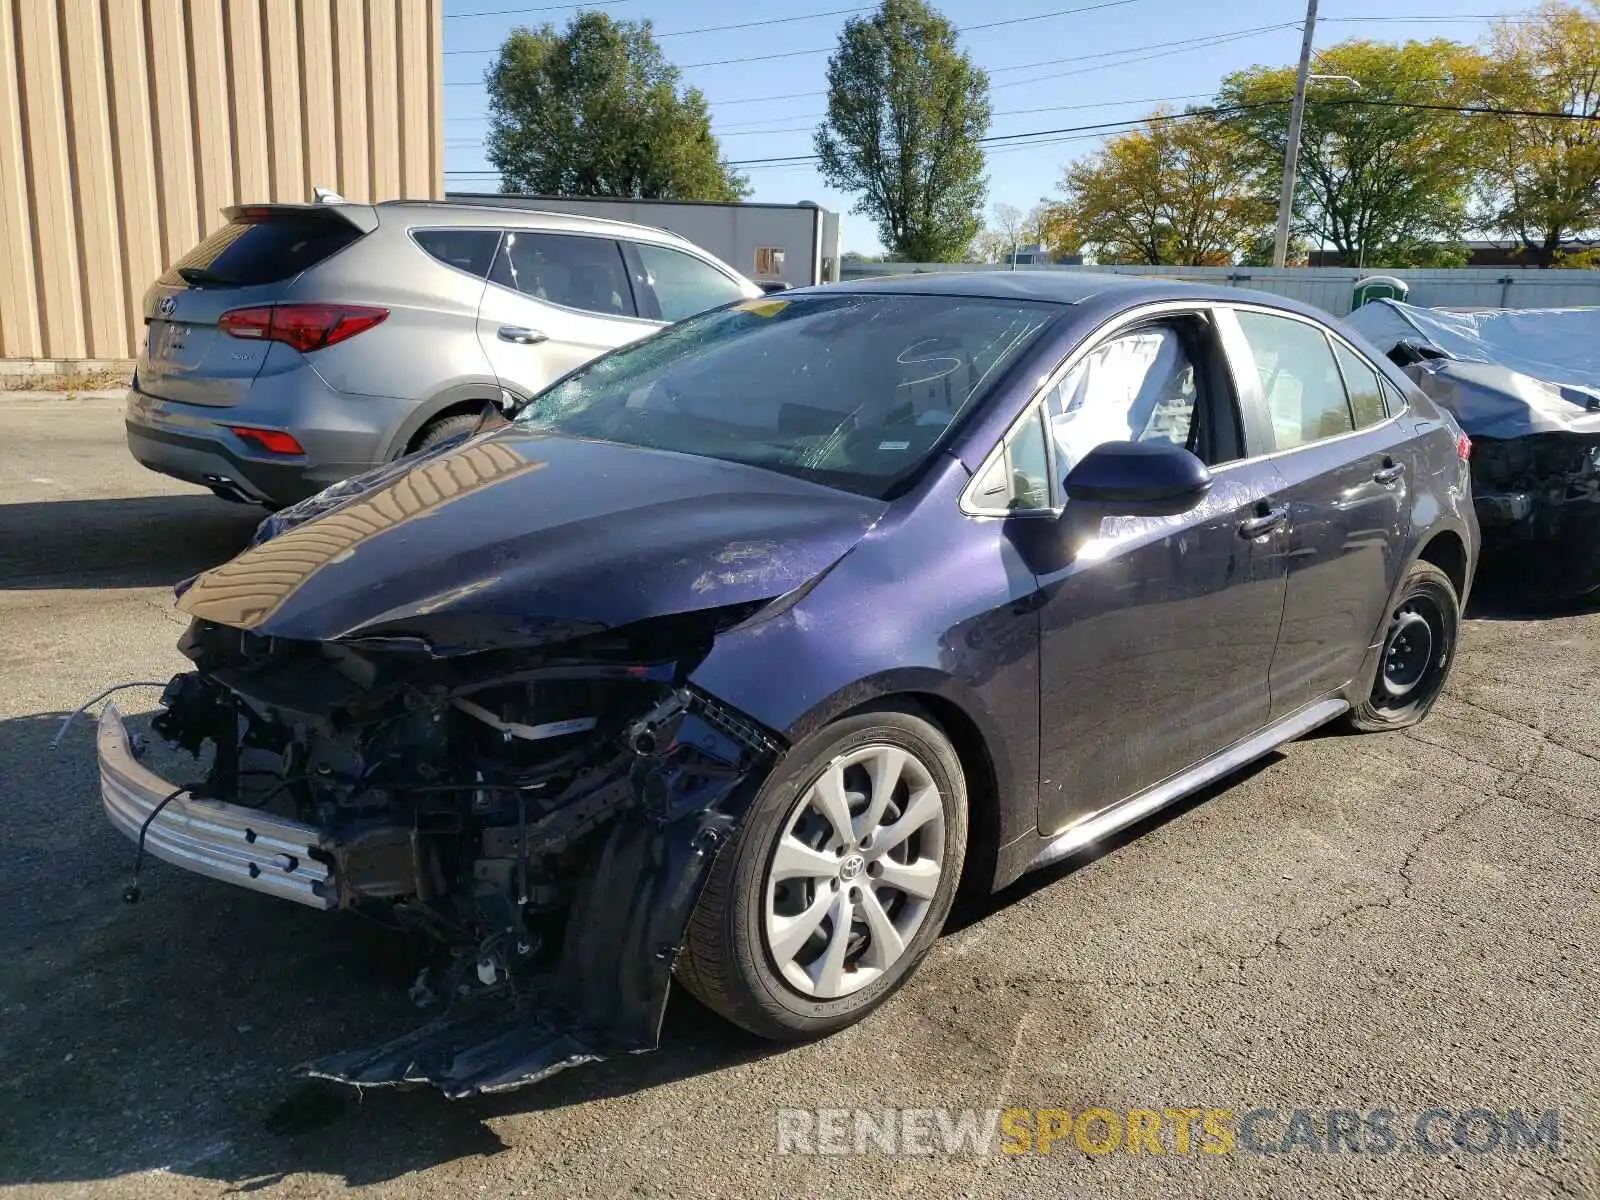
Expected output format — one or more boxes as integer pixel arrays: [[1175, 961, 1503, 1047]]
[[138, 205, 372, 407], [1219, 305, 1412, 714], [620, 240, 753, 322], [476, 230, 660, 399]]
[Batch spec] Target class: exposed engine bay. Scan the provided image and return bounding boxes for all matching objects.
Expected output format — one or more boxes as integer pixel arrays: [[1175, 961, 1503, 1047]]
[[134, 609, 780, 1096]]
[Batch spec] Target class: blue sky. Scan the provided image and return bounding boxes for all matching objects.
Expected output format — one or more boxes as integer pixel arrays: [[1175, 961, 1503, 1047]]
[[440, 0, 1506, 253]]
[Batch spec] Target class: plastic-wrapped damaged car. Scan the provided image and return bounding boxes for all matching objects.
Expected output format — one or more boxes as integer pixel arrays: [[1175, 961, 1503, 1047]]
[[1345, 299, 1600, 600], [94, 274, 1478, 1096]]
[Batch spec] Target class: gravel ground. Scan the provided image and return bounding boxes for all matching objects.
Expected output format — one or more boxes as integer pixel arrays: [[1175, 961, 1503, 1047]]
[[1, 394, 1597, 1199]]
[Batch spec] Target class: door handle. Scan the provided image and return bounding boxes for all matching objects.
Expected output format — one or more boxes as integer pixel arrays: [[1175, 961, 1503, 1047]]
[[1238, 505, 1289, 539], [1372, 459, 1405, 486], [498, 325, 547, 345]]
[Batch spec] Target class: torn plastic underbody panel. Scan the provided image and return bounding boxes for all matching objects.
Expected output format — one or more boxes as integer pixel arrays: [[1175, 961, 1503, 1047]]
[[138, 613, 780, 1097]]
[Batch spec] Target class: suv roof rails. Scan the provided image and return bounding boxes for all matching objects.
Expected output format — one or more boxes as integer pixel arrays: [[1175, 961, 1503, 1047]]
[[376, 197, 695, 243]]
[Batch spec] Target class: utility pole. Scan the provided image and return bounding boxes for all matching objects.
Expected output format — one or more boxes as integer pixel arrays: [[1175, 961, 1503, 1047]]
[[1272, 0, 1319, 268]]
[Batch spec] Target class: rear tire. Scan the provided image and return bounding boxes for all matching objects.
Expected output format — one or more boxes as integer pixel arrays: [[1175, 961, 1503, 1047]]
[[409, 411, 485, 455], [677, 702, 967, 1041], [1345, 560, 1460, 732]]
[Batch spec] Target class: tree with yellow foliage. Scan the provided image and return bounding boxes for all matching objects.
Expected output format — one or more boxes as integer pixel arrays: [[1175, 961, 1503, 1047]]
[[1464, 2, 1600, 266], [1056, 111, 1271, 265]]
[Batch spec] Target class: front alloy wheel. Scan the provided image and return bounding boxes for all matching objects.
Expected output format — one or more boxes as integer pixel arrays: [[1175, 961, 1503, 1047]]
[[678, 703, 967, 1040], [765, 744, 946, 999]]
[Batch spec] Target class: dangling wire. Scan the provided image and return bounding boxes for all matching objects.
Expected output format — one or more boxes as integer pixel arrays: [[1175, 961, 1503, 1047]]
[[51, 682, 169, 749], [124, 786, 188, 904]]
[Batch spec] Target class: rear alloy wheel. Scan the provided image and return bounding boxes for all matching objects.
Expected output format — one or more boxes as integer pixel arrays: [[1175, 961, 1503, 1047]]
[[1346, 560, 1460, 731], [677, 704, 967, 1040]]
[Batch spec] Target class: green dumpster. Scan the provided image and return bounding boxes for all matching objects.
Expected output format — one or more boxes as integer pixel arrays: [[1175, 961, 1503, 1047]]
[[1351, 275, 1409, 309]]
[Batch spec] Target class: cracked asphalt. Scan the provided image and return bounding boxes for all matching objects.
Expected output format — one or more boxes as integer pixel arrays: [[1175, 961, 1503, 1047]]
[[2, 394, 1598, 1199]]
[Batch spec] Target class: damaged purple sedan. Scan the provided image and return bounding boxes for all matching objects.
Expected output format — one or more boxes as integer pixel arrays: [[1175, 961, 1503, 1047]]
[[96, 274, 1478, 1096]]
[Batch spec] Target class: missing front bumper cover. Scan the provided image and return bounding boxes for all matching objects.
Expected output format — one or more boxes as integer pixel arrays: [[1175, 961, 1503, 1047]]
[[95, 679, 777, 1097]]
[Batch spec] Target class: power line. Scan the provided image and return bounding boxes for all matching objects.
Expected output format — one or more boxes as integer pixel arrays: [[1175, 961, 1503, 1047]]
[[690, 22, 1296, 105], [1319, 14, 1522, 21], [444, 3, 879, 52], [672, 0, 1152, 68], [722, 100, 1288, 166], [441, 86, 1600, 177], [722, 92, 1600, 169], [713, 91, 1223, 136], [1296, 95, 1600, 120], [445, 0, 631, 18], [658, 6, 872, 37], [988, 22, 1295, 80], [448, 0, 1161, 66], [450, 90, 1222, 139]]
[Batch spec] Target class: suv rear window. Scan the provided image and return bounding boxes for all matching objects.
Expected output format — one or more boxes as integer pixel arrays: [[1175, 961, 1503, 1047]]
[[160, 215, 363, 287]]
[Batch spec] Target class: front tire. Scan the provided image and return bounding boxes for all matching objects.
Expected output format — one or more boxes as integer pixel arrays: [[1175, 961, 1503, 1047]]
[[1345, 560, 1460, 731], [677, 703, 967, 1041]]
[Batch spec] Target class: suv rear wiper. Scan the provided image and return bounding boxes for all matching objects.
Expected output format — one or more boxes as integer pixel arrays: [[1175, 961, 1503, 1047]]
[[177, 266, 234, 286]]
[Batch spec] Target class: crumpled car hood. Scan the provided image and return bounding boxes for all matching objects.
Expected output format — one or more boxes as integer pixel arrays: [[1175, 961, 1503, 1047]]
[[176, 428, 884, 652]]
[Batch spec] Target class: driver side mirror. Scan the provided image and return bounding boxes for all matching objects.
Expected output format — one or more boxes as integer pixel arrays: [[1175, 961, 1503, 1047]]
[[1063, 440, 1212, 518]]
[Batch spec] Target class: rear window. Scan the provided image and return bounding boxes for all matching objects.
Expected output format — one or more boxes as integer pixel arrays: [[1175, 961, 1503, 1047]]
[[160, 215, 363, 287]]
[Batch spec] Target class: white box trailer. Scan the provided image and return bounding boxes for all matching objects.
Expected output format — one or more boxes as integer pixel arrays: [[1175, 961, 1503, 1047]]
[[446, 193, 840, 289]]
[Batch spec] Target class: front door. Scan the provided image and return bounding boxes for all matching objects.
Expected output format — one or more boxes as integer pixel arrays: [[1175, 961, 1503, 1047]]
[[1220, 307, 1411, 714], [476, 230, 660, 399], [1031, 309, 1290, 835]]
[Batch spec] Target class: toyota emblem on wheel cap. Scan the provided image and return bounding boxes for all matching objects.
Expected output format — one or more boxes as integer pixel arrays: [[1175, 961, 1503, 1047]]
[[158, 296, 177, 317]]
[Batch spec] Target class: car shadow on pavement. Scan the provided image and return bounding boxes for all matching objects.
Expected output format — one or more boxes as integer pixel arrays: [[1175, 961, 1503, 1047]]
[[0, 706, 786, 1191], [0, 494, 262, 589]]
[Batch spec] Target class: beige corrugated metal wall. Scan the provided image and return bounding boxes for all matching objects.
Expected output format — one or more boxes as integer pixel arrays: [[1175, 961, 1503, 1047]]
[[0, 0, 443, 363]]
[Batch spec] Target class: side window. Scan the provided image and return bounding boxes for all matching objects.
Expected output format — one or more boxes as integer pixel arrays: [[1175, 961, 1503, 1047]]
[[632, 242, 747, 323], [490, 232, 634, 317], [1042, 325, 1200, 477], [1332, 341, 1388, 428], [1235, 311, 1353, 451], [412, 228, 500, 279], [971, 405, 1051, 512], [1378, 375, 1407, 417]]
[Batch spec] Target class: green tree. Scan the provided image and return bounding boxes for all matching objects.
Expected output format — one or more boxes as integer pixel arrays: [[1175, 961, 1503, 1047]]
[[1218, 39, 1478, 267], [815, 0, 991, 261], [485, 13, 748, 201], [1463, 2, 1600, 266], [1058, 112, 1272, 265]]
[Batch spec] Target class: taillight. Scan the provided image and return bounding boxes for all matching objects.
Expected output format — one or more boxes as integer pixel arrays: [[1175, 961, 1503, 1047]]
[[229, 426, 306, 455], [217, 303, 388, 353], [1457, 433, 1473, 461]]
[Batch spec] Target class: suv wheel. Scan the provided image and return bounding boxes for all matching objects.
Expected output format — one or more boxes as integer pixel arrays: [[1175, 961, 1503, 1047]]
[[677, 703, 967, 1040], [410, 411, 484, 455], [1346, 560, 1460, 731]]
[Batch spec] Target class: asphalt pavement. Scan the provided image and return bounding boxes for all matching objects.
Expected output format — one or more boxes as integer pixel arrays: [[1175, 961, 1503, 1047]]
[[2, 393, 1598, 1199]]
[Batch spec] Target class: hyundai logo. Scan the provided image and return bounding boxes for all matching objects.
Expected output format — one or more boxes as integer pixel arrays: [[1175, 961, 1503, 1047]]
[[158, 296, 177, 317]]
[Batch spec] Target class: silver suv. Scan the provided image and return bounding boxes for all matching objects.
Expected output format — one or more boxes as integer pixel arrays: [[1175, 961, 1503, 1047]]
[[125, 200, 763, 508]]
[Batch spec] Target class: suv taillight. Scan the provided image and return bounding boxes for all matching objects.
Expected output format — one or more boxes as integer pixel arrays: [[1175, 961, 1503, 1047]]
[[1457, 433, 1473, 462], [218, 303, 388, 353]]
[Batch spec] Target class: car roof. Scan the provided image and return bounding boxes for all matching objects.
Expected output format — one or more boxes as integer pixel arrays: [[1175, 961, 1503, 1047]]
[[813, 269, 1329, 320], [372, 199, 704, 248]]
